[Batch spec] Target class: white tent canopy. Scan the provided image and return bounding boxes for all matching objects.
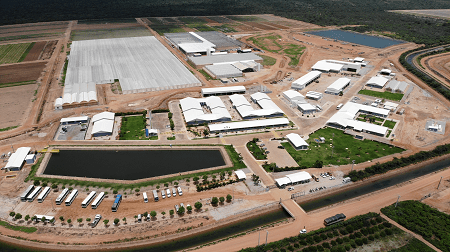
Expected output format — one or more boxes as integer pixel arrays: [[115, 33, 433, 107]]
[[235, 170, 246, 180], [286, 133, 309, 149], [275, 177, 291, 187], [286, 171, 312, 184], [366, 76, 389, 88]]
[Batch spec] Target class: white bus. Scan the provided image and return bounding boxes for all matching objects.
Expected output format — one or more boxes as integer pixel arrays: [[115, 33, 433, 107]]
[[82, 191, 97, 208], [27, 186, 42, 202], [143, 192, 148, 203], [55, 188, 69, 205], [91, 192, 105, 209], [65, 189, 78, 206], [37, 187, 51, 203], [152, 190, 159, 202], [20, 185, 34, 201]]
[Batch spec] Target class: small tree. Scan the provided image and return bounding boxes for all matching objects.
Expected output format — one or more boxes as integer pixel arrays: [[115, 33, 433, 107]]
[[203, 128, 209, 136], [193, 176, 200, 184], [164, 183, 169, 188], [252, 174, 260, 185], [59, 216, 64, 222], [161, 211, 166, 218], [33, 180, 40, 186], [51, 183, 58, 189], [156, 185, 160, 190], [143, 212, 148, 218], [194, 201, 202, 211], [113, 190, 118, 194], [122, 217, 127, 224], [220, 171, 226, 180], [9, 212, 15, 218], [114, 218, 120, 225], [186, 178, 190, 183], [211, 197, 219, 206], [174, 182, 179, 186], [134, 215, 138, 221], [135, 188, 140, 193], [169, 209, 174, 216], [219, 197, 225, 204], [150, 211, 157, 219], [15, 213, 22, 220], [25, 215, 30, 222], [103, 219, 109, 226], [41, 182, 47, 187], [67, 219, 72, 225], [77, 218, 83, 225], [187, 205, 192, 213], [178, 206, 185, 215], [86, 218, 91, 222], [228, 171, 232, 177], [226, 194, 232, 202]]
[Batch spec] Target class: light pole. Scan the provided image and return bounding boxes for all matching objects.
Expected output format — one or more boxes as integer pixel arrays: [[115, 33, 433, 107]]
[[265, 231, 269, 245], [351, 160, 355, 172], [258, 231, 260, 246], [437, 176, 443, 189], [395, 195, 401, 208]]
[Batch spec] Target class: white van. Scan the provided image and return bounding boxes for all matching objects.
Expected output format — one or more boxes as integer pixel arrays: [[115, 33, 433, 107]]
[[177, 187, 183, 196], [166, 189, 171, 198], [137, 214, 142, 223], [143, 192, 148, 203], [172, 188, 177, 197], [336, 103, 343, 110], [161, 190, 166, 199]]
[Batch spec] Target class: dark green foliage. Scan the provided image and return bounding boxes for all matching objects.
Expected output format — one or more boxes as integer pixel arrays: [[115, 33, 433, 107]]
[[390, 238, 435, 252], [330, 240, 337, 246], [355, 238, 363, 246], [322, 242, 330, 249]]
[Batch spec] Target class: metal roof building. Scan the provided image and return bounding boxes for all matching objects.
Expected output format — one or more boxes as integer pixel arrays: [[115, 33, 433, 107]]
[[282, 90, 306, 104], [311, 60, 344, 73], [180, 97, 231, 124], [298, 103, 317, 114], [250, 92, 284, 115], [92, 112, 115, 123], [385, 80, 408, 93], [291, 71, 322, 90], [209, 118, 289, 132], [325, 78, 351, 95], [201, 86, 246, 96], [384, 101, 399, 111], [306, 91, 323, 100], [91, 112, 115, 137], [195, 31, 243, 49], [165, 31, 243, 54], [60, 116, 89, 125], [188, 53, 263, 68], [54, 98, 63, 110], [230, 94, 283, 118], [235, 170, 246, 180], [275, 171, 312, 187], [204, 64, 243, 79], [286, 133, 309, 150], [366, 76, 389, 88], [4, 147, 31, 171]]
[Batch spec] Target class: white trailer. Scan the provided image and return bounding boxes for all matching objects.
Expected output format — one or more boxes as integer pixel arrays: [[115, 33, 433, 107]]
[[27, 186, 42, 202], [20, 185, 34, 201], [65, 189, 78, 206], [152, 190, 159, 202], [91, 192, 105, 209], [82, 191, 97, 208], [143, 192, 148, 203], [55, 188, 69, 205], [37, 187, 51, 203]]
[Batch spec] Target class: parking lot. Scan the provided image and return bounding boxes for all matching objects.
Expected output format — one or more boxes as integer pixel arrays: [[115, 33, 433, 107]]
[[54, 123, 88, 141]]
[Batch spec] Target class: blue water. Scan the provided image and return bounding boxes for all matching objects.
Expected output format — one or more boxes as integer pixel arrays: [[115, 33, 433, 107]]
[[307, 30, 404, 48]]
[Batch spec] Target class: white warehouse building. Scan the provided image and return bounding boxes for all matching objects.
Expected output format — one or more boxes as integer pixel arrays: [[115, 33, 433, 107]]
[[282, 90, 306, 104], [91, 112, 115, 137], [291, 71, 322, 90], [286, 133, 309, 150], [4, 147, 31, 171], [201, 86, 246, 97], [180, 96, 231, 124], [325, 78, 351, 95], [366, 76, 389, 89]]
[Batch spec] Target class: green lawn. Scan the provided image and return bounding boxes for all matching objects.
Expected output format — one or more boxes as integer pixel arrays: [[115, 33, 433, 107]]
[[119, 115, 146, 140], [0, 220, 37, 233], [259, 55, 276, 66], [198, 69, 214, 80], [0, 125, 19, 132], [282, 128, 403, 167], [248, 34, 283, 53], [358, 90, 404, 101], [246, 141, 267, 160], [167, 136, 176, 140], [383, 120, 397, 129], [284, 44, 305, 66]]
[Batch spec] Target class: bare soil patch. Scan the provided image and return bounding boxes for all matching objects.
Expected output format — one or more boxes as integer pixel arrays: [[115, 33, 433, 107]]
[[200, 17, 218, 24], [0, 61, 46, 84], [23, 41, 46, 61], [262, 22, 289, 29], [40, 40, 57, 60], [234, 25, 256, 32], [0, 84, 37, 128], [245, 22, 278, 30]]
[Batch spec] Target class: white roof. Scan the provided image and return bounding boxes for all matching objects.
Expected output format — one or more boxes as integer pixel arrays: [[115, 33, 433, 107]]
[[386, 80, 408, 92], [92, 112, 115, 123], [306, 91, 323, 99], [384, 101, 398, 108], [205, 64, 242, 78], [326, 78, 351, 93], [275, 177, 291, 187], [230, 94, 282, 118], [5, 147, 31, 169], [367, 76, 389, 88], [312, 60, 344, 72], [249, 93, 284, 115], [283, 90, 304, 101], [180, 97, 231, 123], [286, 171, 312, 183], [229, 94, 251, 107], [60, 116, 89, 124], [179, 43, 215, 54], [148, 129, 158, 134], [55, 98, 63, 107], [286, 133, 309, 148], [291, 71, 322, 89], [327, 102, 389, 135], [354, 57, 365, 62], [250, 92, 271, 101], [209, 118, 289, 132], [235, 170, 246, 180], [298, 103, 317, 111], [380, 69, 392, 74], [202, 86, 245, 95], [189, 53, 262, 66], [92, 119, 114, 134], [26, 154, 36, 160]]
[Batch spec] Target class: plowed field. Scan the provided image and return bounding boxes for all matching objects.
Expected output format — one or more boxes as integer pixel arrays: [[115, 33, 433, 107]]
[[0, 61, 46, 84], [22, 41, 46, 61]]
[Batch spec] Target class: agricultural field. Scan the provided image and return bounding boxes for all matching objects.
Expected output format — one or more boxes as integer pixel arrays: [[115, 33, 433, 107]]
[[281, 127, 404, 167], [213, 24, 237, 33], [0, 61, 46, 86], [227, 16, 267, 22], [358, 89, 404, 101], [240, 213, 421, 252], [71, 26, 152, 41], [381, 200, 450, 252], [178, 17, 207, 24], [247, 34, 305, 65], [207, 16, 234, 23], [119, 115, 147, 140], [186, 24, 216, 32], [390, 238, 435, 252], [259, 55, 277, 66], [0, 43, 34, 64]]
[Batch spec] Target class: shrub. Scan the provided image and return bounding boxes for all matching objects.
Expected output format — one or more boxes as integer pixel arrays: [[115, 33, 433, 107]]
[[350, 241, 357, 248], [309, 246, 318, 252], [219, 197, 225, 204], [343, 237, 350, 243], [368, 235, 374, 241], [355, 232, 362, 238], [355, 238, 363, 246], [361, 228, 368, 236], [294, 243, 300, 248], [333, 230, 339, 236], [211, 197, 219, 205], [317, 245, 324, 251], [339, 229, 348, 235], [327, 232, 334, 238], [376, 216, 383, 223], [320, 233, 327, 240], [287, 245, 294, 251], [362, 237, 368, 244], [349, 234, 355, 239], [226, 194, 232, 202], [374, 233, 380, 239], [336, 238, 343, 244], [345, 225, 354, 233], [383, 222, 392, 228], [42, 182, 48, 187], [345, 244, 351, 251], [9, 212, 15, 217], [385, 228, 393, 235], [300, 240, 307, 245], [314, 235, 322, 243], [322, 242, 330, 249], [331, 240, 337, 246], [33, 180, 40, 186], [194, 201, 202, 210], [113, 190, 118, 194], [370, 219, 377, 225]]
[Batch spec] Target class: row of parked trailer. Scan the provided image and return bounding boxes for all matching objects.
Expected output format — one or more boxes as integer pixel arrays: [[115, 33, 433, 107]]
[[20, 185, 122, 211], [146, 187, 183, 202]]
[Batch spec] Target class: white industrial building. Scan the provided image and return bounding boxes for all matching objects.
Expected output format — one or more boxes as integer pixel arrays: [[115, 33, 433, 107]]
[[327, 102, 390, 136], [353, 57, 365, 63], [286, 133, 309, 150], [366, 76, 389, 88], [209, 118, 289, 133], [282, 90, 306, 104], [275, 171, 312, 187], [250, 92, 284, 115], [306, 91, 323, 100], [4, 147, 31, 171], [54, 98, 63, 110], [91, 112, 115, 137], [385, 80, 408, 94], [325, 78, 351, 95], [204, 64, 243, 79], [26, 154, 36, 164], [188, 53, 263, 68], [235, 170, 246, 181], [298, 103, 317, 114], [384, 101, 399, 111], [380, 69, 392, 75], [202, 86, 246, 97], [62, 36, 201, 106], [180, 97, 231, 124], [291, 71, 322, 90], [312, 60, 362, 73], [60, 116, 89, 125], [230, 94, 283, 118]]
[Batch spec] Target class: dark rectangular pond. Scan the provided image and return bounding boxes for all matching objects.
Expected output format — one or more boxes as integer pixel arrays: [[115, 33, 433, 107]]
[[307, 29, 404, 48], [44, 150, 226, 180]]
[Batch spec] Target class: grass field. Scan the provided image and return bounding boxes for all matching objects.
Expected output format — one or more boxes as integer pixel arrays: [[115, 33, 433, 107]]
[[0, 125, 19, 132], [248, 34, 282, 53], [119, 115, 146, 140], [0, 33, 63, 42], [284, 44, 305, 66], [383, 120, 396, 129], [0, 43, 33, 64], [227, 16, 266, 22], [259, 55, 277, 66], [198, 69, 214, 80], [282, 127, 403, 167], [71, 27, 152, 41], [246, 141, 267, 160], [0, 220, 37, 233], [358, 90, 404, 101], [213, 24, 237, 33]]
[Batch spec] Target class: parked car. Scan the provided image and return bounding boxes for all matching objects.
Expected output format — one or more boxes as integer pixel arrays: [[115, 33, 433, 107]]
[[91, 214, 102, 228], [329, 177, 336, 180], [166, 189, 171, 198], [300, 228, 307, 234], [177, 187, 183, 196], [172, 188, 177, 197], [161, 190, 166, 199], [288, 187, 294, 191], [174, 204, 180, 212]]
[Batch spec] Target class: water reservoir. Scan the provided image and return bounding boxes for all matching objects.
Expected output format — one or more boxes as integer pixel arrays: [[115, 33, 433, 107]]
[[307, 30, 404, 48]]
